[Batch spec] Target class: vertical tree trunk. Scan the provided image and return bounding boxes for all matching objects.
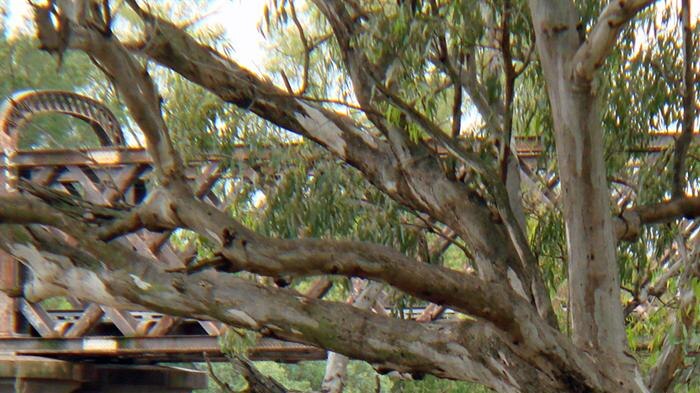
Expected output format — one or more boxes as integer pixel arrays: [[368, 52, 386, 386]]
[[551, 83, 627, 356], [322, 281, 383, 393], [526, 1, 642, 390]]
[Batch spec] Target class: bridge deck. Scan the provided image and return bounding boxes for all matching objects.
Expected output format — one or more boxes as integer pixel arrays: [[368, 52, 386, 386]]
[[0, 336, 325, 363], [0, 306, 445, 363]]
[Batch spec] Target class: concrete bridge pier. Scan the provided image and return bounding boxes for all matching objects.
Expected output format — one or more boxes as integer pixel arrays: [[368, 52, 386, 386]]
[[0, 355, 207, 393]]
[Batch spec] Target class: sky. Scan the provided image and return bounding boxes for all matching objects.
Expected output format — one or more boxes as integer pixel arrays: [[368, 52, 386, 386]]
[[5, 0, 698, 69], [4, 0, 270, 72], [207, 0, 268, 71]]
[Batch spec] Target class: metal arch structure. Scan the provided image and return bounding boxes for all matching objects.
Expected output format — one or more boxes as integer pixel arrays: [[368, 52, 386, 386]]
[[0, 90, 125, 147], [0, 90, 126, 194]]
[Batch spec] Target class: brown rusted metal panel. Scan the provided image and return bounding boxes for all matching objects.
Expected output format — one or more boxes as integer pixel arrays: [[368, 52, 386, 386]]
[[0, 251, 21, 297], [415, 303, 445, 322], [198, 321, 222, 336], [135, 320, 158, 337], [4, 146, 256, 169], [0, 336, 222, 362], [6, 148, 153, 167], [101, 164, 147, 203], [304, 278, 333, 299], [0, 292, 19, 337]]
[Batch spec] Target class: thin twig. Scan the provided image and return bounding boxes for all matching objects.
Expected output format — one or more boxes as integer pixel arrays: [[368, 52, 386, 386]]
[[204, 352, 238, 393], [499, 0, 515, 182], [289, 0, 310, 95]]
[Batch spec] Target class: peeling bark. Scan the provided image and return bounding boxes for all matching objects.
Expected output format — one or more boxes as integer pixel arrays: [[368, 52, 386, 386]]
[[124, 4, 561, 326], [0, 195, 639, 392], [0, 1, 693, 392]]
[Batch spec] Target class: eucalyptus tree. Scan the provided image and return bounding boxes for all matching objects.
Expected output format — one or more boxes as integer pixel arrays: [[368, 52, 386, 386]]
[[0, 1, 698, 393]]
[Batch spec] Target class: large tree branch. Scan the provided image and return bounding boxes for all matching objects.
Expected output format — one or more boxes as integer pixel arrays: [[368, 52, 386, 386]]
[[0, 190, 533, 346], [616, 195, 700, 241], [117, 4, 556, 316], [571, 0, 658, 82], [0, 197, 618, 393], [130, 191, 533, 333]]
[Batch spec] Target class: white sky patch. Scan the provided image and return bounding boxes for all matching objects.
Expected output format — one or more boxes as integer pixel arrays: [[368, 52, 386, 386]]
[[4, 0, 270, 72], [630, 0, 698, 56], [209, 0, 268, 73], [4, 0, 32, 39]]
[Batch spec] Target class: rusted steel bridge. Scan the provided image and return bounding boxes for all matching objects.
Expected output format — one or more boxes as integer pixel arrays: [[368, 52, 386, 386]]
[[0, 91, 327, 392], [0, 90, 696, 392]]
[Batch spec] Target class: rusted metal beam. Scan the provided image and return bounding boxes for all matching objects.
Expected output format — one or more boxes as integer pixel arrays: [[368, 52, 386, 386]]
[[65, 304, 104, 338], [102, 307, 139, 337], [303, 278, 333, 299], [2, 147, 249, 168], [147, 315, 181, 337], [19, 300, 57, 338], [4, 131, 695, 169], [0, 336, 326, 363]]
